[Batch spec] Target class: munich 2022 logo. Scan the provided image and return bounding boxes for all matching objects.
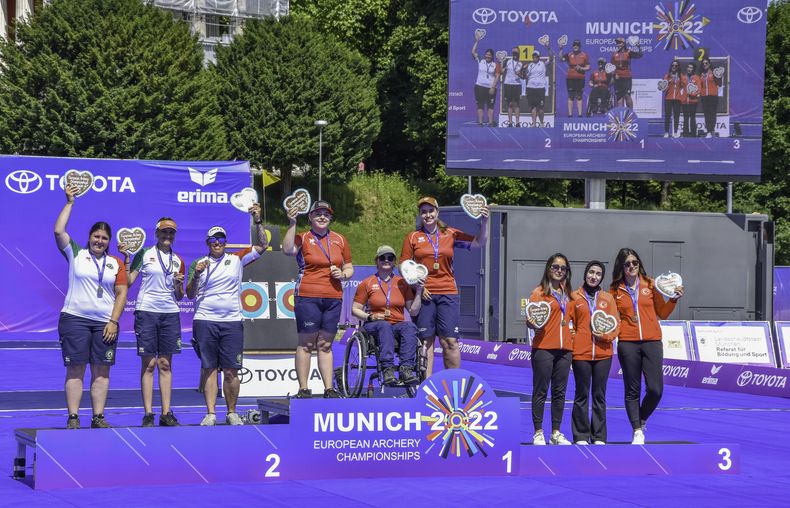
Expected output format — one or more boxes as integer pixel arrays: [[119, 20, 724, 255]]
[[421, 374, 498, 459]]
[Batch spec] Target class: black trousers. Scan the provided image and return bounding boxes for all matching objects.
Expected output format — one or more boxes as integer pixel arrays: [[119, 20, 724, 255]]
[[571, 357, 612, 443], [531, 348, 572, 431], [682, 103, 697, 137], [618, 340, 664, 429], [664, 100, 681, 133], [701, 96, 718, 134]]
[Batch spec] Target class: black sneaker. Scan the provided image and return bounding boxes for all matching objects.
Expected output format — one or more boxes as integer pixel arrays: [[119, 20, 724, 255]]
[[323, 388, 342, 399], [66, 414, 80, 430], [399, 365, 418, 384], [294, 388, 312, 399], [381, 367, 397, 385], [159, 411, 180, 427], [91, 414, 111, 429], [141, 413, 155, 427]]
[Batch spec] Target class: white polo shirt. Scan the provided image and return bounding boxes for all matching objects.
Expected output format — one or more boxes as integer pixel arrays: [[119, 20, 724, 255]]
[[188, 248, 260, 322]]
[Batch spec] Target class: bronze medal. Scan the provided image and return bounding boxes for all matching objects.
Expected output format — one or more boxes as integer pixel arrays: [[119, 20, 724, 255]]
[[561, 319, 566, 327], [632, 315, 639, 323], [384, 309, 391, 318]]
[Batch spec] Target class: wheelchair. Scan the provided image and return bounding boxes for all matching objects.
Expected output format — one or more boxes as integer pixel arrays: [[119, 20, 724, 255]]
[[336, 324, 428, 398], [586, 86, 613, 117]]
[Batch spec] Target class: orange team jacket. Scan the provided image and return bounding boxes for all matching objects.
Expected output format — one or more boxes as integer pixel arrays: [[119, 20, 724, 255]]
[[528, 286, 574, 351], [663, 73, 687, 101], [590, 70, 609, 88], [610, 276, 677, 342], [611, 50, 635, 78], [563, 51, 589, 79], [294, 230, 352, 299], [683, 74, 702, 105], [570, 287, 620, 361], [400, 227, 475, 294], [354, 274, 414, 325], [699, 70, 719, 97]]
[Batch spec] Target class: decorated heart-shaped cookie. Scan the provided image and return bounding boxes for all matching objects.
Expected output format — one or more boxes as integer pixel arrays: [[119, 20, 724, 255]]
[[605, 63, 616, 74], [628, 35, 641, 47], [283, 188, 312, 215], [526, 301, 551, 328], [591, 309, 617, 335], [713, 66, 725, 79], [399, 260, 429, 285], [495, 50, 507, 63], [475, 28, 486, 40], [63, 170, 94, 197], [230, 187, 258, 212], [538, 34, 550, 47], [655, 272, 683, 299], [657, 79, 669, 91], [686, 82, 699, 95], [460, 193, 488, 220], [116, 227, 146, 255], [557, 34, 568, 47]]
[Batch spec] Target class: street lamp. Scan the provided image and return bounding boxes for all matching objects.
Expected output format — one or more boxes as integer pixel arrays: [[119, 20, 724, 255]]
[[315, 120, 328, 200]]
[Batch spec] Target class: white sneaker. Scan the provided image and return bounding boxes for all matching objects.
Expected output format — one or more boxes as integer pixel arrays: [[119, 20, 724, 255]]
[[593, 440, 606, 445], [200, 413, 216, 426], [632, 429, 645, 445], [225, 412, 244, 426], [575, 440, 589, 445], [533, 431, 546, 446], [705, 132, 713, 138], [673, 131, 681, 138], [550, 431, 572, 445], [663, 132, 670, 138]]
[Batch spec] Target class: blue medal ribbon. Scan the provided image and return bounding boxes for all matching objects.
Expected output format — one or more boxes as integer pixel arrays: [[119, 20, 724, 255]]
[[585, 290, 598, 316], [376, 274, 393, 313], [90, 252, 106, 298], [203, 254, 224, 292], [422, 227, 440, 267], [625, 279, 640, 320], [156, 247, 174, 289], [310, 230, 333, 265], [551, 289, 567, 324]]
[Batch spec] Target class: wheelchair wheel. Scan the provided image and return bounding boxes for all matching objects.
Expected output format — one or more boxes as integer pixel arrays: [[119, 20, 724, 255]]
[[342, 331, 367, 398]]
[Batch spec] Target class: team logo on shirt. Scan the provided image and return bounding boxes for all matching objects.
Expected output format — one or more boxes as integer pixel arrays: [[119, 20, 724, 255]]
[[224, 259, 231, 266], [600, 301, 608, 308], [641, 288, 651, 295], [107, 263, 115, 270]]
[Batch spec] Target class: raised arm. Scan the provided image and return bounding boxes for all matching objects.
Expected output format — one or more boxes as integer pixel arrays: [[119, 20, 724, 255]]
[[54, 185, 77, 251], [471, 206, 490, 248], [282, 207, 299, 257], [249, 203, 269, 254]]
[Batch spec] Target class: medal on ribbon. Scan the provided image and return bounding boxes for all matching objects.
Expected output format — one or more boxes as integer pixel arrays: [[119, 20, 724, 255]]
[[90, 252, 106, 299], [377, 274, 393, 319], [625, 280, 640, 323], [423, 227, 441, 271], [552, 289, 567, 327]]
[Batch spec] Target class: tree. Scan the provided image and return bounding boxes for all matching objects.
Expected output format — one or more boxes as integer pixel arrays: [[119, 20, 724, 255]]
[[0, 0, 229, 160], [213, 17, 381, 195]]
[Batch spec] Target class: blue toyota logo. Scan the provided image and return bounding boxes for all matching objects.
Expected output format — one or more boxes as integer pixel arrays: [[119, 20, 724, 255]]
[[472, 7, 496, 25], [5, 170, 43, 194], [737, 6, 763, 24]]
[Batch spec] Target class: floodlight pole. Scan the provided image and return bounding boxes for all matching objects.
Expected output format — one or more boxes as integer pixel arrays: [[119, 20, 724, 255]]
[[727, 182, 733, 214], [585, 178, 606, 209], [315, 120, 328, 200]]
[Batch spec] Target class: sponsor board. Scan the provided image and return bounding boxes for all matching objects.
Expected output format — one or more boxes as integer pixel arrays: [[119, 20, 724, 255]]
[[775, 322, 790, 369], [690, 321, 775, 366], [661, 320, 694, 360], [239, 355, 325, 397]]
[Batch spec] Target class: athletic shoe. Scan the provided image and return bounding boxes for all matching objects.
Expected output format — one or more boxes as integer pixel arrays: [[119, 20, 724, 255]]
[[200, 413, 217, 426], [323, 388, 342, 399], [705, 132, 713, 138], [673, 131, 681, 138], [294, 388, 312, 399], [594, 441, 606, 445], [225, 412, 244, 426], [159, 412, 180, 427], [663, 132, 670, 138], [90, 414, 111, 429], [632, 429, 645, 445], [575, 440, 589, 445], [532, 431, 546, 446], [141, 413, 155, 427], [381, 367, 397, 385], [399, 365, 418, 384], [550, 431, 572, 445], [66, 414, 80, 430]]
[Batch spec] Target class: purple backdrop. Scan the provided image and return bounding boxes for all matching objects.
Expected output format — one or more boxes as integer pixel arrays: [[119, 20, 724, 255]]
[[0, 156, 250, 333], [447, 0, 768, 179], [774, 267, 790, 321]]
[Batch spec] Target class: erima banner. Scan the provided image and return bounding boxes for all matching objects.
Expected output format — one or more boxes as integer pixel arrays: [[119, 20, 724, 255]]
[[447, 0, 768, 179], [0, 156, 250, 333]]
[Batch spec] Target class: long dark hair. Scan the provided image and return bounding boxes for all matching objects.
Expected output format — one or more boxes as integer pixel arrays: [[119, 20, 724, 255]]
[[539, 253, 574, 298], [87, 222, 112, 244], [667, 59, 680, 77], [685, 61, 697, 76], [610, 248, 649, 290], [583, 260, 606, 293]]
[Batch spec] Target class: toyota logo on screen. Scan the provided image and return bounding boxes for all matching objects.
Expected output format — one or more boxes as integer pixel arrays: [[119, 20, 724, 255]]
[[5, 170, 43, 194], [737, 6, 763, 24], [472, 7, 496, 25]]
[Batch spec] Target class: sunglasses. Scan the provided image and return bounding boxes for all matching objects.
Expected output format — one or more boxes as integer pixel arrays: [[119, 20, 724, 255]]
[[624, 260, 639, 268], [378, 255, 395, 262], [550, 264, 567, 273], [208, 237, 227, 245]]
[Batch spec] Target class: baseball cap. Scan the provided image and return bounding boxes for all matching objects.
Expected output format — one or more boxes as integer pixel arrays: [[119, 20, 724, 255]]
[[573, 39, 581, 46], [206, 226, 226, 238], [615, 37, 625, 43], [309, 200, 334, 215], [532, 50, 541, 57], [417, 196, 439, 209], [598, 57, 606, 64], [156, 219, 177, 231], [375, 245, 396, 259]]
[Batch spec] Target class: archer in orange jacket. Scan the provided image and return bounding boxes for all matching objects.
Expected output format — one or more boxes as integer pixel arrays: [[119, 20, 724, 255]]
[[610, 248, 683, 445], [526, 253, 575, 446], [570, 261, 620, 445]]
